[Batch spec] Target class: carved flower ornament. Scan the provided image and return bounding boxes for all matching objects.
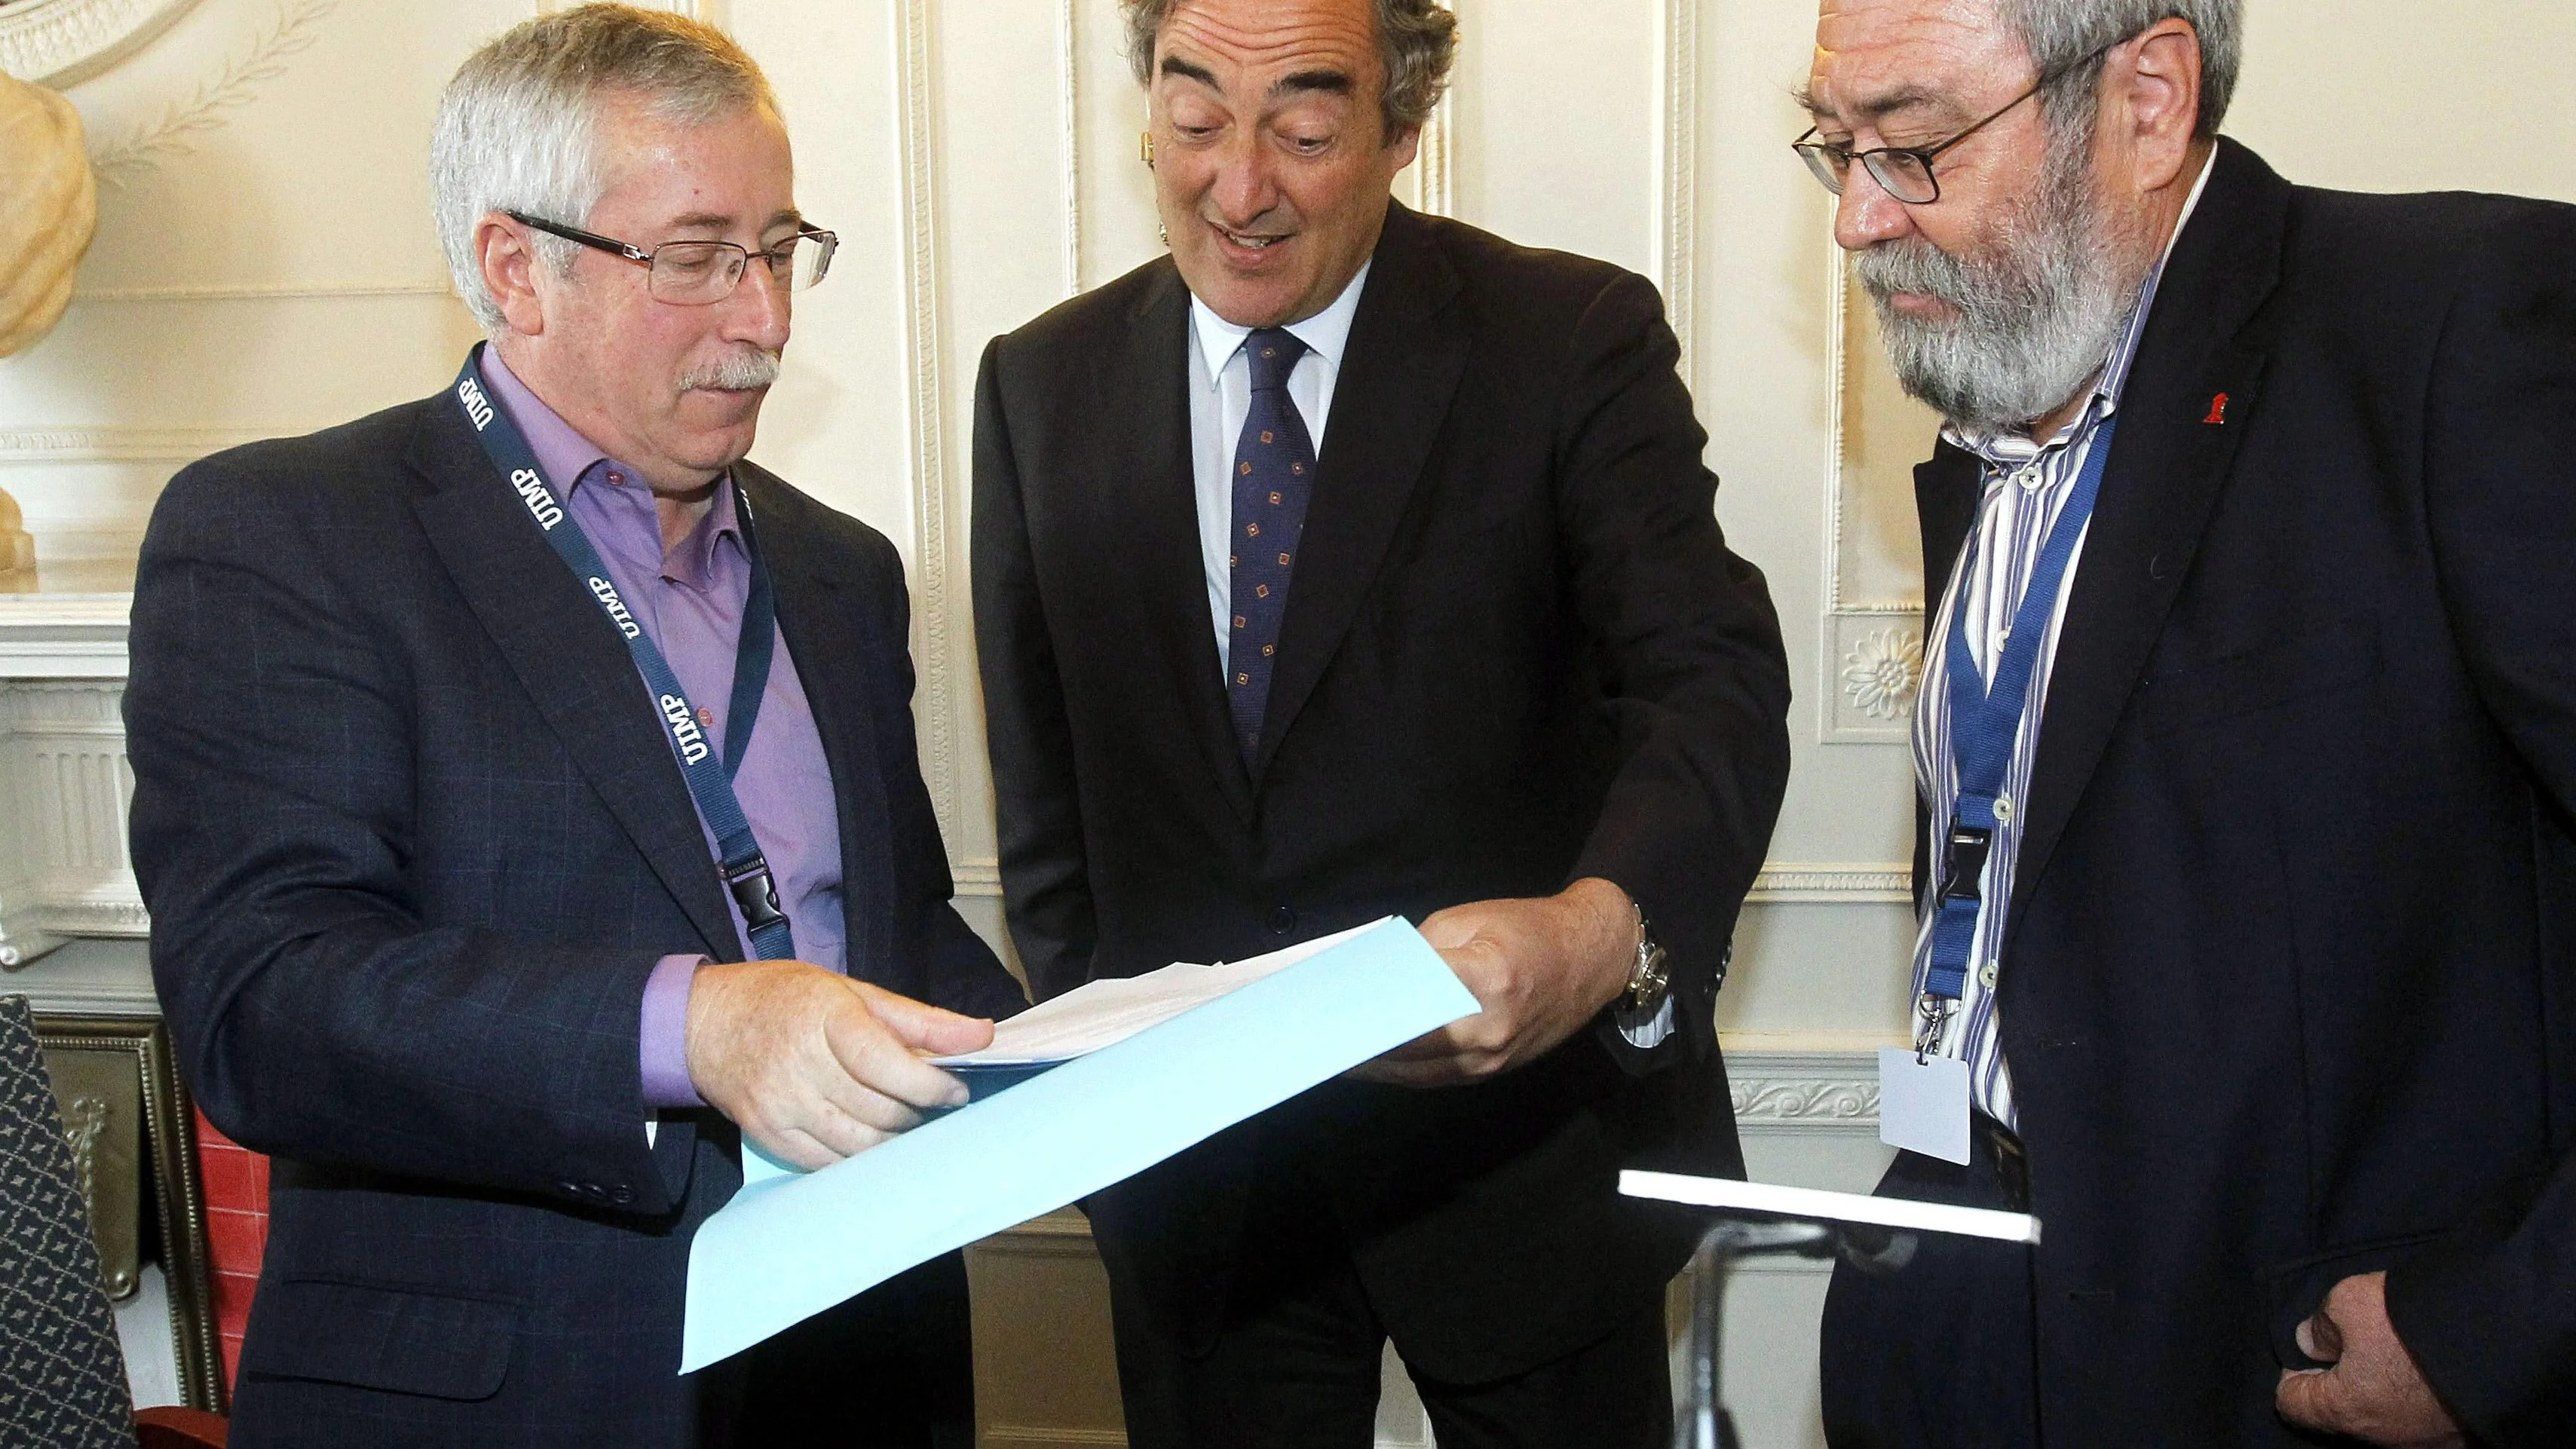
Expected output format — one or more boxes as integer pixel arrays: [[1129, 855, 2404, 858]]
[[1842, 626, 1925, 722]]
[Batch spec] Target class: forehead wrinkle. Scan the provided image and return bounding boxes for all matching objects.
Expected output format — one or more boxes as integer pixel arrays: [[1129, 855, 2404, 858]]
[[1809, 0, 2018, 136], [1158, 1, 1382, 99]]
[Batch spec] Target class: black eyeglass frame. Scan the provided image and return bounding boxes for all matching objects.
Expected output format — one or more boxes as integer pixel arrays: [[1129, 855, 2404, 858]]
[[504, 210, 839, 302], [1792, 37, 2124, 206]]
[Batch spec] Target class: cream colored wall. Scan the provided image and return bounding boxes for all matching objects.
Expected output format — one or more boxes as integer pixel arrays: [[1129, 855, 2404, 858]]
[[4, 2, 2573, 1445]]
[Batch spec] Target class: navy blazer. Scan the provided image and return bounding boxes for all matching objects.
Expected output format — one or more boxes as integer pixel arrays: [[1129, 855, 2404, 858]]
[[125, 386, 1024, 1446], [1896, 139, 2576, 1446]]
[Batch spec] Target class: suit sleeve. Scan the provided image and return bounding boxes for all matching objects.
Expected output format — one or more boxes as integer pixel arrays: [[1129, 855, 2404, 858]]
[[850, 522, 1031, 1022], [2385, 210, 2576, 1447], [124, 458, 678, 1216], [1552, 273, 1794, 1074], [970, 335, 1100, 1003]]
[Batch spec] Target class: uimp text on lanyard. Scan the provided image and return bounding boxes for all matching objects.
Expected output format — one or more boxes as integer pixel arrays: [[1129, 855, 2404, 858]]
[[452, 345, 795, 963], [1919, 417, 2118, 1059]]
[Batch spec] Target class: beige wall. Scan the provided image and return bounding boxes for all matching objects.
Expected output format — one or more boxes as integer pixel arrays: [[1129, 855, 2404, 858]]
[[5, 1, 2573, 1444]]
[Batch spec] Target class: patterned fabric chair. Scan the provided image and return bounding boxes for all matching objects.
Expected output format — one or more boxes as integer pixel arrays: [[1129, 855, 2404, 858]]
[[0, 995, 224, 1449]]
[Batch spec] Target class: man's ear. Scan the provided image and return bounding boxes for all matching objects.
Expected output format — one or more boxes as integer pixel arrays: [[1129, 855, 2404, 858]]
[[1381, 121, 1422, 173], [2114, 17, 2205, 192], [473, 212, 550, 338]]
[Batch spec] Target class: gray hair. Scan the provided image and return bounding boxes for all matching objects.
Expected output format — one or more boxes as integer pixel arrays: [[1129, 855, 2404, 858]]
[[430, 3, 776, 334], [1998, 0, 2242, 143], [1120, 0, 1457, 139]]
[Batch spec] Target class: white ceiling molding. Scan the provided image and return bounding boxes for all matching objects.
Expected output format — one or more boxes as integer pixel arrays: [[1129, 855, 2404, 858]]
[[0, 0, 200, 87]]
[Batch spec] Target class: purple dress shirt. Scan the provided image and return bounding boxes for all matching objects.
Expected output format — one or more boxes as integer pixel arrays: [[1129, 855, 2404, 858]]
[[481, 351, 847, 1110]]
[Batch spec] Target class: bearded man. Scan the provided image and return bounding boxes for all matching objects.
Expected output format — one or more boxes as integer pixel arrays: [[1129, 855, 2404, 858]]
[[1800, 2, 2576, 1447]]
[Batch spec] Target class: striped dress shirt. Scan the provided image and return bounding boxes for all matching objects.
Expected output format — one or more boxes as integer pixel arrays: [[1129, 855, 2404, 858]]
[[1907, 155, 2215, 1129]]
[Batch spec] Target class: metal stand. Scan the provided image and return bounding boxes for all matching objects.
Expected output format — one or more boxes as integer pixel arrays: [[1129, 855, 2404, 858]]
[[1674, 1217, 1918, 1449]]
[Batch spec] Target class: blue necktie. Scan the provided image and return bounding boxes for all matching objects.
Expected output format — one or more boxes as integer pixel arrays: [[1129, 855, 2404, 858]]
[[1227, 329, 1315, 764]]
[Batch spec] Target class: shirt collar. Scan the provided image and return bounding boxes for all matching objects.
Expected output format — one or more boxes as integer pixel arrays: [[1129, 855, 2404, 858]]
[[1188, 259, 1373, 390], [475, 345, 740, 584], [1940, 145, 2219, 464]]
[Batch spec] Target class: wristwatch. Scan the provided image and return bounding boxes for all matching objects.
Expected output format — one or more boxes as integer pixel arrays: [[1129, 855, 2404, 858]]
[[1621, 901, 1671, 1017]]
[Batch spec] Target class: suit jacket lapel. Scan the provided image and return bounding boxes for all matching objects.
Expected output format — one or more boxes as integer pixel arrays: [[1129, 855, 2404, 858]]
[[406, 399, 743, 959], [1109, 264, 1260, 823], [1257, 202, 1469, 777], [2005, 139, 2290, 932], [738, 468, 898, 973]]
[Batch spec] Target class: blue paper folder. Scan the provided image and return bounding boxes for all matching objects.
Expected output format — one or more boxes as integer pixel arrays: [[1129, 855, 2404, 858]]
[[679, 917, 1477, 1371]]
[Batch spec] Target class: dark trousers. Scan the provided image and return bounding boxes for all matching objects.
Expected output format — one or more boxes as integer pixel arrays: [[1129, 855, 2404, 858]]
[[729, 1251, 974, 1449], [1110, 1193, 1671, 1449], [1818, 1123, 2042, 1449]]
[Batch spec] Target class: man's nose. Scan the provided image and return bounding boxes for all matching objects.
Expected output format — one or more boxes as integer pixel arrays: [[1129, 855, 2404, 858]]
[[1833, 162, 1917, 252], [725, 257, 792, 348], [1208, 132, 1282, 228]]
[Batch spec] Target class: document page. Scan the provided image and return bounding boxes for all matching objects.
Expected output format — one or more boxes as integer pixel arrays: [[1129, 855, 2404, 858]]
[[936, 920, 1388, 1066]]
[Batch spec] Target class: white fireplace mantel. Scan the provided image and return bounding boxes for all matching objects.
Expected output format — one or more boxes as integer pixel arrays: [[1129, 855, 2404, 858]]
[[0, 561, 142, 967]]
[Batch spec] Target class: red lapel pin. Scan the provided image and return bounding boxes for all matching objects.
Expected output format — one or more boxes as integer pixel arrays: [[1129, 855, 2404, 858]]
[[2203, 392, 2230, 425]]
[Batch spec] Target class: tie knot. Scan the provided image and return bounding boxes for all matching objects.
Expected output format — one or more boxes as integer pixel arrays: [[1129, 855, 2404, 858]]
[[1245, 329, 1308, 393]]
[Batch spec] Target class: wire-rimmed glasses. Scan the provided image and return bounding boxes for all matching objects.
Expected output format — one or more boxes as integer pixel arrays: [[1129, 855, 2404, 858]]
[[507, 211, 838, 304], [1793, 38, 2121, 205]]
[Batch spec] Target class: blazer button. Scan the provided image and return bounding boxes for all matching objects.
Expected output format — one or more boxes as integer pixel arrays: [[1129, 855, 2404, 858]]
[[608, 1184, 634, 1206], [1267, 905, 1297, 936]]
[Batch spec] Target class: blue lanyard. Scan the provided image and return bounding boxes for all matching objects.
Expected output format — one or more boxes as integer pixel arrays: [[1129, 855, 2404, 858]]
[[1924, 417, 2118, 1009], [452, 348, 794, 962]]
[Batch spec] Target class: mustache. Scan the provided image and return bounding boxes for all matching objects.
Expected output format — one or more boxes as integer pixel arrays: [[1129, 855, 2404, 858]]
[[679, 349, 782, 393]]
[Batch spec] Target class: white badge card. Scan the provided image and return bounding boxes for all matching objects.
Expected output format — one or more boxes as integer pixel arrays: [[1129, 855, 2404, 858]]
[[1878, 1047, 1972, 1165]]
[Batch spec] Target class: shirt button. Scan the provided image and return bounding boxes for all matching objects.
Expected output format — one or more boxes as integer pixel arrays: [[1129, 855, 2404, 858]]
[[1992, 795, 2014, 824], [1980, 963, 1999, 988], [1267, 905, 1297, 936], [606, 470, 626, 486], [2016, 467, 2042, 491]]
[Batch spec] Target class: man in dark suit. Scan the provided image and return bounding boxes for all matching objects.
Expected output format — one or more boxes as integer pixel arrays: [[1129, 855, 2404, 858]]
[[122, 8, 1023, 1446], [971, 2, 1791, 1444], [1800, 2, 2576, 1445]]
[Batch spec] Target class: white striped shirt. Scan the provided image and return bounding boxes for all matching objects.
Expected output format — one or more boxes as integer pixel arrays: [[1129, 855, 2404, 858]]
[[1907, 154, 2215, 1129]]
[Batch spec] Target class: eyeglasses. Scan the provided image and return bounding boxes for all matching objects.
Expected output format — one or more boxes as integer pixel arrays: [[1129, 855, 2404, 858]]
[[507, 211, 839, 304], [1792, 39, 2120, 206]]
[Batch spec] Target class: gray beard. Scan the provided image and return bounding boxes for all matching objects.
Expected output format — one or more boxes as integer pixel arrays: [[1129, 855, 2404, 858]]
[[1854, 149, 2143, 435]]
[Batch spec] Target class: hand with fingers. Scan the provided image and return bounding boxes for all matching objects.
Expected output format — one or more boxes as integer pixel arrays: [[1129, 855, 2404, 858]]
[[1353, 876, 1637, 1089], [682, 960, 995, 1171], [2275, 1271, 2467, 1448]]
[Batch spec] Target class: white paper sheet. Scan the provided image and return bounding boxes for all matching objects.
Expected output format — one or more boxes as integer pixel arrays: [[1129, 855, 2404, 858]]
[[936, 920, 1386, 1067], [1619, 1169, 2042, 1244]]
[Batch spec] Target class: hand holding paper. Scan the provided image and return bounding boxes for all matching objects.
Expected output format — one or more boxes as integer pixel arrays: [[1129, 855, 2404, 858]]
[[1356, 878, 1636, 1088], [685, 960, 990, 1171]]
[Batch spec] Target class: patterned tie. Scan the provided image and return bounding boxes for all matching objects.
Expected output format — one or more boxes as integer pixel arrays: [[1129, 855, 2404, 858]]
[[1226, 328, 1316, 764]]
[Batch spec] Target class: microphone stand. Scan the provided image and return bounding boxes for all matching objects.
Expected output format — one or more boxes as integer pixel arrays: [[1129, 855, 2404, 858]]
[[1675, 1216, 1918, 1449]]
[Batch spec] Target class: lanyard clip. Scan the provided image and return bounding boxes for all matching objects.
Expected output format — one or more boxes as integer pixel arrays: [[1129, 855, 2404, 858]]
[[1914, 996, 1954, 1064], [1938, 822, 1993, 905], [723, 856, 789, 937]]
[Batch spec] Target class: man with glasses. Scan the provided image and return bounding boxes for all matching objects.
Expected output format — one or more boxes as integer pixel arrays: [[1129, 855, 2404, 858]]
[[1800, 2, 2576, 1446], [124, 6, 1024, 1444]]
